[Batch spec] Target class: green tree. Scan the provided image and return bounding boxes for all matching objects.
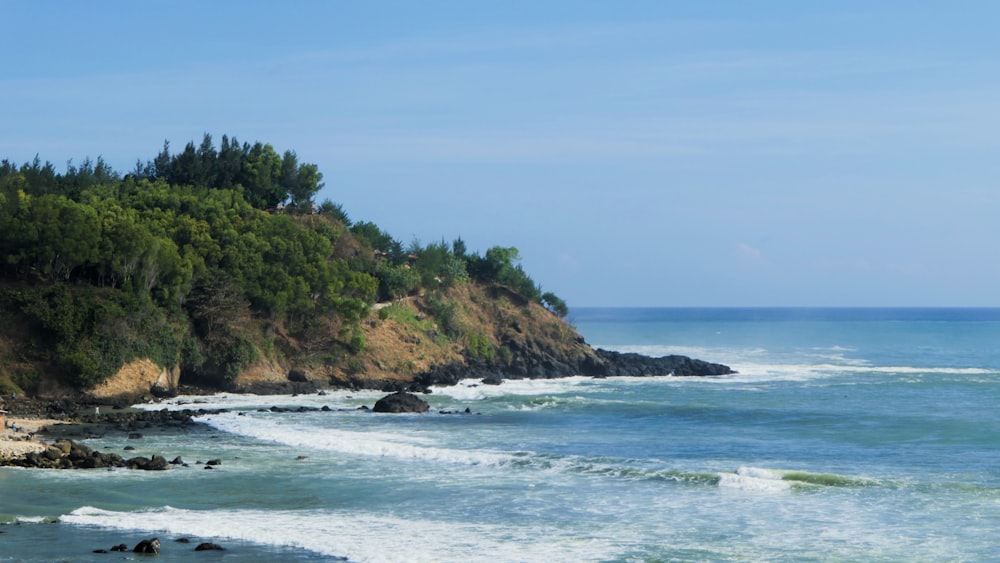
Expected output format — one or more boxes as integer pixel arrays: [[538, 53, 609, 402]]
[[241, 142, 285, 209], [290, 162, 323, 211], [541, 291, 569, 317]]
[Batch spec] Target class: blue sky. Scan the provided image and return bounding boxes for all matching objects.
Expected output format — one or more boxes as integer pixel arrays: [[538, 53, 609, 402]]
[[3, 1, 999, 306]]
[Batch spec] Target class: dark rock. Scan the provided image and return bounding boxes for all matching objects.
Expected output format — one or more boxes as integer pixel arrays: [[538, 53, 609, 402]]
[[205, 459, 222, 466], [195, 542, 225, 551], [110, 544, 129, 551], [175, 538, 191, 543], [93, 549, 108, 553], [287, 369, 309, 383], [127, 456, 150, 470], [589, 349, 735, 377], [372, 391, 430, 413], [413, 343, 734, 389], [77, 455, 104, 469], [133, 538, 161, 554], [170, 456, 184, 465], [144, 455, 170, 471], [481, 375, 504, 385]]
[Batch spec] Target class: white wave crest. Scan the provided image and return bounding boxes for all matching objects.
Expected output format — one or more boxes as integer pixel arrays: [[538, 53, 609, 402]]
[[200, 412, 515, 466], [430, 376, 598, 400], [717, 466, 792, 493], [133, 390, 387, 412], [62, 506, 622, 562]]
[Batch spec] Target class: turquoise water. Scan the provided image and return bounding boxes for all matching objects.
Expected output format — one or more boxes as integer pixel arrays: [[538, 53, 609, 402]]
[[3, 308, 1000, 561]]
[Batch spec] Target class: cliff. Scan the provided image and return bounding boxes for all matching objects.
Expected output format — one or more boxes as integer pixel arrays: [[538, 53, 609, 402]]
[[222, 282, 734, 395], [0, 281, 733, 405]]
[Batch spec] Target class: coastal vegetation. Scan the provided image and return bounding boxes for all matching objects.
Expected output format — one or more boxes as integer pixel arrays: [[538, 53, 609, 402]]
[[0, 135, 571, 398]]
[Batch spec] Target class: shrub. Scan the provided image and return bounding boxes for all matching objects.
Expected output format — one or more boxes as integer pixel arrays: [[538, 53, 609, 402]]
[[467, 332, 494, 361]]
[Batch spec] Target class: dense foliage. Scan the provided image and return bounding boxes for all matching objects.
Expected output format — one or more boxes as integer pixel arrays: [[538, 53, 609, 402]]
[[0, 135, 567, 391]]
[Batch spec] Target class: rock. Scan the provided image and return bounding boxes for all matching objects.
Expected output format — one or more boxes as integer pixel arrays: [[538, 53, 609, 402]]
[[372, 391, 430, 413], [133, 538, 161, 554], [481, 375, 504, 385], [287, 369, 309, 382], [170, 456, 184, 465], [412, 333, 734, 389], [205, 459, 222, 466], [194, 542, 225, 551], [143, 455, 170, 471], [110, 544, 129, 551], [127, 456, 150, 470], [590, 349, 735, 377], [53, 440, 72, 455]]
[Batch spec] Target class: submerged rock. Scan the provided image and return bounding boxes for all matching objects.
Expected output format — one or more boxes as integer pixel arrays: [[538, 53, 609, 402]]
[[194, 542, 225, 551]]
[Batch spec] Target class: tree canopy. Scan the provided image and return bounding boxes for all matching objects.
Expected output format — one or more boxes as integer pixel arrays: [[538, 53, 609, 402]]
[[0, 134, 568, 390]]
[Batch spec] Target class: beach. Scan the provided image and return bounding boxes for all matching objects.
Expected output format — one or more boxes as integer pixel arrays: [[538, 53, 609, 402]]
[[0, 418, 65, 460]]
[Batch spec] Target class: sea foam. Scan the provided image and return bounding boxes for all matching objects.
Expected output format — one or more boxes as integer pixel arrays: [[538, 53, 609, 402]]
[[200, 412, 515, 466], [62, 506, 623, 563]]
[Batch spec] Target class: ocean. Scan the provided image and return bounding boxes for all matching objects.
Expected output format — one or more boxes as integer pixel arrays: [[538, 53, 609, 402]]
[[3, 307, 1000, 562]]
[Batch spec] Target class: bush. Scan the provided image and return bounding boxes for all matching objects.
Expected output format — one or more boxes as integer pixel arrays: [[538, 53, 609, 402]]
[[466, 332, 494, 361], [541, 292, 569, 318], [216, 337, 258, 381]]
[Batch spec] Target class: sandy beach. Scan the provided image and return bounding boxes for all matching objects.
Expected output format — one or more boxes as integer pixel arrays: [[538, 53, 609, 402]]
[[0, 418, 69, 460]]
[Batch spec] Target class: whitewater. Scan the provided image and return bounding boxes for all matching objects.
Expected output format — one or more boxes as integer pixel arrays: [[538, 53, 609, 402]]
[[3, 307, 1000, 561]]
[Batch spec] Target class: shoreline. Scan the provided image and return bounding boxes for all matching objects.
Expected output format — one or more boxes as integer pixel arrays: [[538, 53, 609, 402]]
[[0, 404, 212, 466], [0, 418, 65, 460]]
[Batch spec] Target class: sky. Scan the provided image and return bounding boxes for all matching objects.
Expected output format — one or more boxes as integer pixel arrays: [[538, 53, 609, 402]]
[[2, 1, 1000, 307]]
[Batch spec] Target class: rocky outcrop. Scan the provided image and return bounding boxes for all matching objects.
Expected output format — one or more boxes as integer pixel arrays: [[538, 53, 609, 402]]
[[372, 391, 430, 413], [587, 349, 734, 377], [2, 439, 174, 470], [412, 347, 733, 390], [86, 359, 180, 403]]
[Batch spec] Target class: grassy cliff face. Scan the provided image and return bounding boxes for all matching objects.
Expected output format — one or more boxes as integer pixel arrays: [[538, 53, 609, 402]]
[[324, 282, 592, 390], [0, 278, 587, 400]]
